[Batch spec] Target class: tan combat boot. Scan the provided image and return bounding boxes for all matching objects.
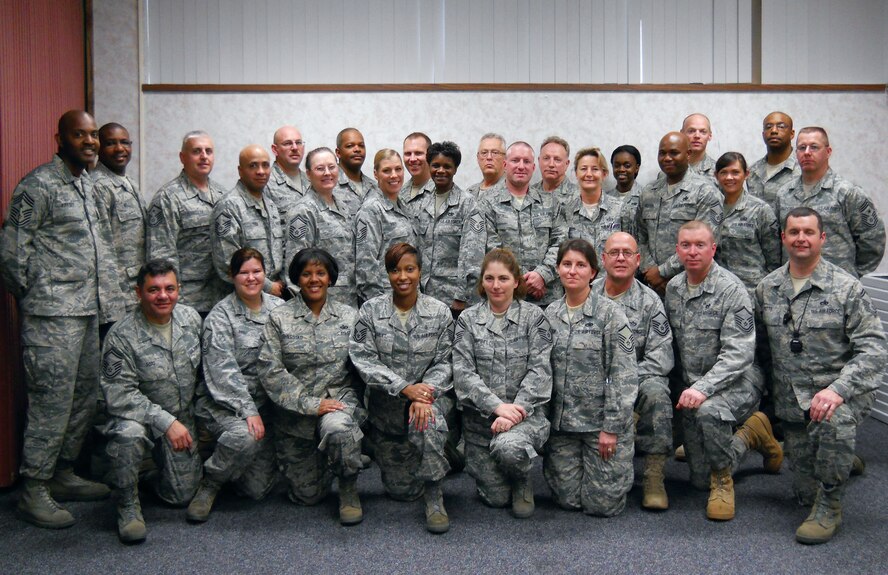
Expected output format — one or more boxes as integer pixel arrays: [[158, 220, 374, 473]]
[[17, 478, 75, 529], [796, 484, 844, 544], [337, 475, 363, 526], [511, 476, 535, 518], [48, 465, 111, 501], [736, 412, 784, 473], [642, 454, 669, 510], [117, 485, 146, 543], [706, 468, 735, 521], [423, 481, 450, 534], [186, 478, 221, 523]]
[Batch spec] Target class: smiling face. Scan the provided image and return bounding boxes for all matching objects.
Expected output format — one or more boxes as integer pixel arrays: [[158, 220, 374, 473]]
[[238, 146, 271, 194], [429, 153, 457, 192], [136, 271, 179, 324], [403, 136, 430, 180], [676, 225, 716, 278], [387, 252, 421, 299], [783, 214, 825, 265], [575, 153, 606, 195], [307, 151, 339, 194], [716, 160, 747, 198], [504, 144, 535, 189], [481, 261, 519, 311], [297, 261, 331, 307], [56, 111, 98, 174], [98, 125, 132, 176], [180, 135, 215, 181], [374, 155, 405, 197], [233, 257, 266, 301], [602, 232, 641, 281], [658, 133, 690, 184], [611, 151, 640, 192]]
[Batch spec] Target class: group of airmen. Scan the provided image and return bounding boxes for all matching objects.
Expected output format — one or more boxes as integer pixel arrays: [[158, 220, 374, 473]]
[[0, 108, 884, 547]]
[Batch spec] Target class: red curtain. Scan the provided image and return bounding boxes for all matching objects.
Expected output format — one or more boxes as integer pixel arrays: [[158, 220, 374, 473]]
[[0, 0, 87, 486]]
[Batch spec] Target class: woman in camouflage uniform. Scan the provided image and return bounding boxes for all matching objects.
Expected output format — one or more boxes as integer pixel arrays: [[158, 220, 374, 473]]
[[257, 248, 366, 526], [543, 239, 638, 517], [453, 248, 553, 518], [350, 243, 455, 534], [187, 248, 285, 522]]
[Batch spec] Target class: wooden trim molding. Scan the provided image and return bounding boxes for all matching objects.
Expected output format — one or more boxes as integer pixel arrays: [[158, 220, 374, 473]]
[[143, 83, 887, 93]]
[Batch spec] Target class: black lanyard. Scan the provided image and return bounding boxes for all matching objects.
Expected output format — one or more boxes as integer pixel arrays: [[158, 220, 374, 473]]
[[783, 290, 813, 353]]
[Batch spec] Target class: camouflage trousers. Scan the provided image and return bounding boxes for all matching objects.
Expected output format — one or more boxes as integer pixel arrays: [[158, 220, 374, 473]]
[[19, 314, 100, 480], [104, 412, 202, 505], [372, 399, 451, 501], [634, 378, 673, 455], [783, 392, 874, 501], [463, 412, 550, 507], [194, 397, 277, 500], [273, 396, 364, 505], [544, 429, 635, 517], [683, 366, 762, 489]]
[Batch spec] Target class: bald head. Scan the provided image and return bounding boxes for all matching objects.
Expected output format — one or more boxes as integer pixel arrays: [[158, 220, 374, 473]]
[[55, 110, 98, 175], [604, 232, 638, 253], [681, 113, 712, 161], [602, 231, 641, 285], [658, 132, 690, 184], [238, 145, 271, 195]]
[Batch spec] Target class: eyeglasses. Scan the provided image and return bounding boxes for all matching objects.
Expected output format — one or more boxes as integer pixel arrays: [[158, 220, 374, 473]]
[[797, 144, 824, 153], [764, 123, 789, 131], [278, 140, 305, 148], [604, 249, 637, 258], [478, 150, 504, 158]]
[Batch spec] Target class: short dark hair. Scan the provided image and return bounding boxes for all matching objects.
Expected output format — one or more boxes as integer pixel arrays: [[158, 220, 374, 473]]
[[610, 144, 641, 165], [98, 122, 127, 142], [797, 126, 830, 146], [715, 151, 748, 174], [784, 206, 823, 233], [557, 239, 599, 274], [304, 146, 335, 171], [384, 242, 422, 273], [230, 247, 265, 277], [477, 248, 528, 300], [137, 259, 178, 287], [427, 141, 462, 168], [289, 248, 339, 286], [336, 127, 361, 149]]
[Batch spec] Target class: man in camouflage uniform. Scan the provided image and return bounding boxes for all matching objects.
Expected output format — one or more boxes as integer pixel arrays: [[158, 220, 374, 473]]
[[147, 130, 228, 313], [399, 132, 434, 211], [531, 136, 576, 207], [593, 232, 674, 510], [776, 127, 885, 278], [756, 207, 887, 544], [636, 132, 723, 296], [210, 145, 285, 296], [335, 127, 377, 219], [0, 110, 121, 529], [350, 290, 455, 533], [257, 289, 365, 524], [266, 125, 310, 230], [747, 111, 801, 206], [682, 113, 717, 180], [466, 133, 507, 199], [102, 260, 204, 542], [666, 221, 783, 521], [93, 122, 146, 315], [480, 141, 566, 307]]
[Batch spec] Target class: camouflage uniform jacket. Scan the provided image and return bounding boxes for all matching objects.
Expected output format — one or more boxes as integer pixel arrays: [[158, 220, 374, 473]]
[[591, 278, 674, 389], [563, 192, 623, 267], [480, 185, 567, 306], [530, 178, 577, 208], [413, 184, 485, 305], [0, 155, 124, 321], [755, 259, 887, 421], [775, 168, 886, 278], [350, 293, 454, 435], [257, 296, 358, 419], [715, 191, 781, 295], [453, 300, 553, 419], [606, 181, 642, 239], [146, 170, 228, 312], [545, 292, 638, 434], [636, 171, 723, 279], [398, 177, 435, 215], [265, 162, 310, 230], [690, 153, 717, 180], [747, 153, 800, 207], [201, 292, 285, 418], [465, 174, 505, 201], [335, 169, 378, 220], [92, 162, 147, 312], [285, 188, 356, 307], [100, 304, 203, 437], [354, 194, 417, 303], [211, 182, 285, 289], [665, 262, 756, 397]]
